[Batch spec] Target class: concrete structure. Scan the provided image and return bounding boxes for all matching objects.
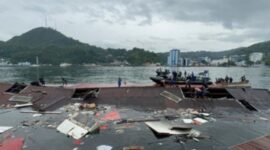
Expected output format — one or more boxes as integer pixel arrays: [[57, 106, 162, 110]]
[[181, 58, 192, 67], [198, 57, 211, 63], [0, 58, 10, 66], [249, 52, 263, 63], [17, 61, 31, 66], [235, 60, 246, 66], [229, 55, 241, 62], [210, 57, 229, 66], [167, 49, 180, 67]]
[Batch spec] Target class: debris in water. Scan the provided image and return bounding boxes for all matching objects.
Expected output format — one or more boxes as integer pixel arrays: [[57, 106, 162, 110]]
[[97, 145, 113, 150], [0, 126, 13, 133]]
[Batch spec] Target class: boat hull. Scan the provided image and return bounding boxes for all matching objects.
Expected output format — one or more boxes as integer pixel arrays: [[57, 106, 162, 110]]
[[150, 77, 213, 86]]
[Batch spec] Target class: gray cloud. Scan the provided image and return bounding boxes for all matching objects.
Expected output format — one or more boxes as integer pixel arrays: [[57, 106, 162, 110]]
[[0, 0, 270, 51], [5, 0, 270, 28]]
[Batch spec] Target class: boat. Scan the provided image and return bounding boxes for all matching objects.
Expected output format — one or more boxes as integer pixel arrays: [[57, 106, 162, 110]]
[[150, 69, 212, 86], [212, 81, 250, 88], [150, 69, 250, 88], [213, 76, 250, 88], [60, 63, 72, 67]]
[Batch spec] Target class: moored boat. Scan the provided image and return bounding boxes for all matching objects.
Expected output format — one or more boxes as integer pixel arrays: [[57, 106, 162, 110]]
[[150, 69, 212, 86]]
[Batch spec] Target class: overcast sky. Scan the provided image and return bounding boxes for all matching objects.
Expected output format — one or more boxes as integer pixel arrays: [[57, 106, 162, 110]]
[[0, 0, 270, 52]]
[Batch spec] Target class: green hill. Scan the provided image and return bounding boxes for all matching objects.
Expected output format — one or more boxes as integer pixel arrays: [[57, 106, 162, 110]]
[[0, 27, 163, 65], [5, 27, 84, 48], [179, 42, 270, 63], [0, 27, 269, 65]]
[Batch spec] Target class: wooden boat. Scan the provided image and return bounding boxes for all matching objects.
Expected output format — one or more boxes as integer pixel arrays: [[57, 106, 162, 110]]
[[212, 81, 250, 88], [150, 76, 213, 86], [150, 69, 212, 86]]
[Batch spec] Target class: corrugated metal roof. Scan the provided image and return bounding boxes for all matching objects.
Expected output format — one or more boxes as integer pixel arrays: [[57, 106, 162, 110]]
[[0, 83, 74, 110], [20, 86, 74, 111], [93, 87, 246, 112], [0, 83, 14, 106], [226, 88, 270, 110], [231, 135, 270, 150]]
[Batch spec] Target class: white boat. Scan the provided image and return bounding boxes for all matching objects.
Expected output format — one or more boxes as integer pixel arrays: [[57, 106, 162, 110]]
[[60, 63, 72, 67]]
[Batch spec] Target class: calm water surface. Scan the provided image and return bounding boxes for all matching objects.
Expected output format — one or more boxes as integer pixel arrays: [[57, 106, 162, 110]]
[[0, 66, 269, 89]]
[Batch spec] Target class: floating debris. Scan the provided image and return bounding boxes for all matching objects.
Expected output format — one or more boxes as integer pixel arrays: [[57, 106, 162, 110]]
[[160, 91, 182, 103], [145, 121, 192, 135], [182, 119, 193, 124], [9, 95, 33, 103], [97, 145, 113, 150], [57, 119, 89, 139], [0, 137, 24, 150], [14, 102, 33, 108], [193, 118, 208, 125], [79, 103, 96, 110], [123, 146, 144, 150], [20, 110, 62, 114], [0, 126, 13, 133], [101, 111, 121, 121]]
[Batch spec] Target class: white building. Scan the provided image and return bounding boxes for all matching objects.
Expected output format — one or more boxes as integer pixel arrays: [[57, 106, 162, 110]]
[[210, 57, 229, 66], [167, 49, 180, 67], [249, 52, 263, 63], [235, 60, 247, 66], [17, 61, 31, 66], [198, 57, 211, 63]]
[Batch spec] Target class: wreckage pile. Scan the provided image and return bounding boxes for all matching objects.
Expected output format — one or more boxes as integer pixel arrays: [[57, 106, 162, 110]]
[[1, 83, 270, 149], [0, 100, 214, 150], [58, 104, 213, 141]]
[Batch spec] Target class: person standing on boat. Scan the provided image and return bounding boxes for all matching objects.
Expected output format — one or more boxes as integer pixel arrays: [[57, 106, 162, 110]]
[[39, 77, 45, 86], [225, 75, 229, 83], [185, 78, 191, 88], [229, 77, 233, 83], [184, 71, 187, 79], [191, 72, 195, 81], [241, 75, 246, 82], [172, 71, 177, 81], [118, 77, 122, 87], [178, 71, 182, 78]]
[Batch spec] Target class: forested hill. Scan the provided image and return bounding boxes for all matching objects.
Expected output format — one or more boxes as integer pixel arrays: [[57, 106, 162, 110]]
[[5, 27, 85, 48], [0, 27, 269, 65], [0, 27, 163, 65], [180, 41, 270, 65]]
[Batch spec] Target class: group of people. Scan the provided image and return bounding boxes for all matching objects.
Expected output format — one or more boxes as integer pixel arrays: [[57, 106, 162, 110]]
[[30, 77, 68, 86], [241, 75, 247, 82], [156, 68, 197, 81], [215, 75, 233, 83], [117, 77, 127, 87], [216, 75, 247, 83]]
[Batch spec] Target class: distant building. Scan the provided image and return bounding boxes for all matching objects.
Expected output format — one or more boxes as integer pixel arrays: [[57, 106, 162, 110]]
[[0, 58, 10, 66], [167, 49, 181, 67], [235, 60, 247, 66], [17, 61, 31, 66], [181, 58, 192, 67], [210, 57, 229, 66], [229, 55, 241, 62], [198, 57, 211, 63], [249, 52, 263, 63], [228, 55, 246, 66]]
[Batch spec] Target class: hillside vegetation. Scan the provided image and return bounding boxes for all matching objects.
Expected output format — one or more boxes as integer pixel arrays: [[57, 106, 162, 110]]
[[0, 27, 269, 65], [0, 27, 163, 65]]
